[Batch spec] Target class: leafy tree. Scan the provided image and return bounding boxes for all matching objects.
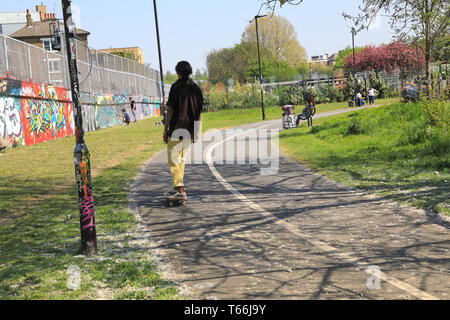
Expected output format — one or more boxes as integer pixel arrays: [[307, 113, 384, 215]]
[[344, 41, 426, 75], [334, 46, 364, 70], [206, 45, 248, 84], [310, 62, 334, 77], [368, 70, 392, 98], [343, 0, 450, 93], [110, 49, 142, 62], [164, 71, 178, 84], [432, 33, 450, 63], [259, 0, 304, 13], [241, 15, 307, 69], [246, 59, 297, 82], [346, 73, 358, 100], [194, 69, 208, 81]]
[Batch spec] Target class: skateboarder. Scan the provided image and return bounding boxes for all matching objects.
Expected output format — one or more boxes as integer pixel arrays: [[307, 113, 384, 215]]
[[163, 61, 203, 202]]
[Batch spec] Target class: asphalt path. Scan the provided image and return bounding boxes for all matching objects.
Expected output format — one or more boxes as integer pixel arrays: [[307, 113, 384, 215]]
[[129, 106, 450, 300]]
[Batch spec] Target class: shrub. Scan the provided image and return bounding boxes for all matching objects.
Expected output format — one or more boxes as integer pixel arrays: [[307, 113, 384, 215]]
[[280, 85, 304, 105], [346, 114, 373, 135], [421, 97, 449, 127], [203, 81, 281, 111]]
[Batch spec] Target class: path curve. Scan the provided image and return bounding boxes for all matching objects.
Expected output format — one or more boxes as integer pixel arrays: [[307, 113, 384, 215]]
[[129, 107, 450, 300]]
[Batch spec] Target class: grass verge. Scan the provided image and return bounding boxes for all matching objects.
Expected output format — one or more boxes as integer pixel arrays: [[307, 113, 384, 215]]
[[279, 100, 449, 216], [201, 98, 398, 131], [0, 119, 181, 299]]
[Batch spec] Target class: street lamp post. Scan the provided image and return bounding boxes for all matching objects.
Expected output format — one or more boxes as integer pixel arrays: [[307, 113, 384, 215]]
[[61, 0, 97, 256], [253, 14, 267, 120], [351, 27, 359, 95], [351, 27, 356, 78], [153, 0, 166, 124]]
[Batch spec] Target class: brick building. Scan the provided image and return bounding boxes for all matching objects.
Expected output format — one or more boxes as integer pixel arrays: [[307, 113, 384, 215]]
[[8, 5, 89, 52]]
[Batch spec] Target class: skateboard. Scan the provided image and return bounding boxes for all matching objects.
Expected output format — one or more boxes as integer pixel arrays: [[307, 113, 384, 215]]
[[165, 197, 186, 207]]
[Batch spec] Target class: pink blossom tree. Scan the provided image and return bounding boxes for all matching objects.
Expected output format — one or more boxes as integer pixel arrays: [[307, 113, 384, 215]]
[[344, 41, 425, 76]]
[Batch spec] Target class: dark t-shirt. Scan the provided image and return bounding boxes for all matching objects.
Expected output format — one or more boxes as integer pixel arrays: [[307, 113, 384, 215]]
[[130, 100, 136, 111], [167, 78, 204, 138]]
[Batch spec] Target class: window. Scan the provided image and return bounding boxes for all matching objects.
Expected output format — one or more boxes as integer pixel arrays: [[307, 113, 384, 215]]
[[42, 39, 52, 51], [48, 59, 61, 73], [41, 37, 61, 52]]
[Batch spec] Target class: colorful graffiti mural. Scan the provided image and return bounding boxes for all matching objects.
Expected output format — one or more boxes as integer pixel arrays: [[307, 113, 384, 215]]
[[0, 96, 23, 148], [21, 82, 74, 146], [0, 78, 161, 149]]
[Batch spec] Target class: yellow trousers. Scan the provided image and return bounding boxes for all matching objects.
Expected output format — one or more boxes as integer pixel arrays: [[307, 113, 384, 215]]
[[167, 139, 190, 188]]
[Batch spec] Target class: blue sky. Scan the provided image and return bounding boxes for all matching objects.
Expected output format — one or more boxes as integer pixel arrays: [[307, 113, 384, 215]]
[[4, 1, 396, 73]]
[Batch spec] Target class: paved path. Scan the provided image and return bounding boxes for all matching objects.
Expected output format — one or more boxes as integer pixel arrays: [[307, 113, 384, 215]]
[[130, 107, 450, 300]]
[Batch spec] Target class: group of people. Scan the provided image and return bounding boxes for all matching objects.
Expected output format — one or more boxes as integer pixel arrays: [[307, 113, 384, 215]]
[[355, 88, 377, 106]]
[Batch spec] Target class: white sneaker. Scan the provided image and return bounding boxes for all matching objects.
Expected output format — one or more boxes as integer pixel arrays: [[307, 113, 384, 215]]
[[164, 190, 177, 197], [167, 192, 187, 201]]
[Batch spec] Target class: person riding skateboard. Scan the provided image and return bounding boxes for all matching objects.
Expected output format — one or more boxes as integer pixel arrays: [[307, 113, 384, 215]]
[[163, 61, 204, 202]]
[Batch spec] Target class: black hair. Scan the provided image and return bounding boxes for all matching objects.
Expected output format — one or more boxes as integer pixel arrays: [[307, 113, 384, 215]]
[[175, 61, 193, 79]]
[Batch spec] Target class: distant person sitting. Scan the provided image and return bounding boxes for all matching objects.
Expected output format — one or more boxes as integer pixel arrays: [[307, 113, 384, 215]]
[[356, 92, 365, 106], [121, 108, 131, 126]]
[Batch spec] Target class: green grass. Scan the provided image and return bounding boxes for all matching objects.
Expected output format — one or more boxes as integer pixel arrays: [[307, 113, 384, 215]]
[[0, 119, 181, 300], [201, 98, 399, 131], [279, 100, 449, 216]]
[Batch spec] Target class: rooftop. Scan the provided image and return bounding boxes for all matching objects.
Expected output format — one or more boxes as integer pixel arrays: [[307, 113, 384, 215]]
[[11, 20, 89, 38]]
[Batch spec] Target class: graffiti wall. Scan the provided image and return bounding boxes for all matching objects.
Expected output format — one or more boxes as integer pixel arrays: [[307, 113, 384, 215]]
[[0, 78, 161, 149], [81, 93, 161, 132], [0, 79, 74, 148]]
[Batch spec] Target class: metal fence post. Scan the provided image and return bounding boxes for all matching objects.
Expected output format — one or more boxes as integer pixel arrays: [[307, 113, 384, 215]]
[[113, 56, 117, 90], [96, 51, 101, 93], [61, 36, 68, 89], [3, 36, 9, 77], [46, 51, 51, 84], [27, 44, 32, 81], [86, 45, 92, 93], [134, 62, 138, 95], [120, 57, 124, 95]]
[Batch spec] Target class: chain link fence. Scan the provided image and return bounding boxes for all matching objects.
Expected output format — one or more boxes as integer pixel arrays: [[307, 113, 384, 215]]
[[0, 33, 166, 99]]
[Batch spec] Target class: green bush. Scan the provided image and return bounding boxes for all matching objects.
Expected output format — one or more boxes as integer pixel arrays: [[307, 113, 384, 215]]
[[394, 100, 449, 158], [346, 113, 373, 135], [280, 85, 305, 105], [203, 81, 280, 111]]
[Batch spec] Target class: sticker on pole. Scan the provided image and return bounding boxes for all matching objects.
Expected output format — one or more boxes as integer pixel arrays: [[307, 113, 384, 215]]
[[70, 40, 76, 60]]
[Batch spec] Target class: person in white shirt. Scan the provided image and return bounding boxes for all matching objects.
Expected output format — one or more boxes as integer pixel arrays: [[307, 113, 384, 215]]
[[368, 88, 377, 105], [356, 92, 364, 106]]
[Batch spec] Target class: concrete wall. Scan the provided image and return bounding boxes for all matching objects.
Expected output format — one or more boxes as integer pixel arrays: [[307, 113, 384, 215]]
[[0, 78, 160, 149]]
